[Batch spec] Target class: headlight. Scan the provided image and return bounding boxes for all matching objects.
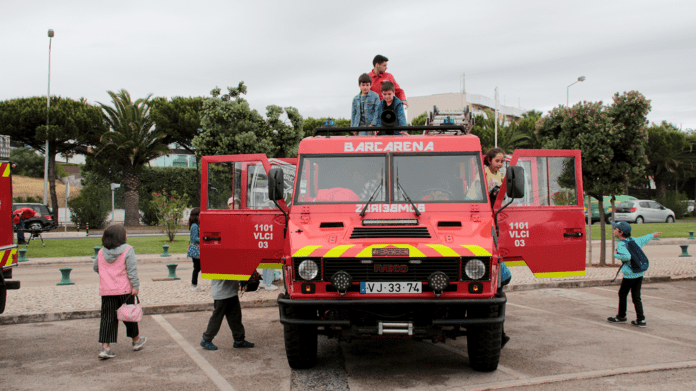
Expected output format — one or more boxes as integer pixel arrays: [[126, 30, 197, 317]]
[[464, 259, 486, 280], [298, 260, 319, 280]]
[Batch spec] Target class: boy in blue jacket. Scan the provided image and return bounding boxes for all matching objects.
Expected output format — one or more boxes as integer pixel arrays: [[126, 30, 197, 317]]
[[351, 73, 381, 134], [376, 82, 407, 133], [607, 221, 661, 327]]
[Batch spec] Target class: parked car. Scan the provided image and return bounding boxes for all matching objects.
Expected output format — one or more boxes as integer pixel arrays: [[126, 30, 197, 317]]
[[584, 195, 637, 224], [613, 200, 676, 224], [12, 203, 57, 231]]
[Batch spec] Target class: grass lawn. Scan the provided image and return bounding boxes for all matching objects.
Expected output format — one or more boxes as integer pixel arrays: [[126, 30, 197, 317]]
[[587, 222, 696, 240], [19, 236, 189, 258]]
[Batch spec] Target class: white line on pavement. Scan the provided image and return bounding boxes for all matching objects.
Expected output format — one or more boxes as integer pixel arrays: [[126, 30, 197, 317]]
[[507, 302, 696, 349], [443, 360, 696, 391], [592, 287, 696, 306], [152, 314, 236, 391]]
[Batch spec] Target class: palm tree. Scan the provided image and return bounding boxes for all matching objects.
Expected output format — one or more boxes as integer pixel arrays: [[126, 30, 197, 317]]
[[97, 89, 170, 226]]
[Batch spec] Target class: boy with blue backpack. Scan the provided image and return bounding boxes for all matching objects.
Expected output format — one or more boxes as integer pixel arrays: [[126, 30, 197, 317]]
[[607, 221, 661, 328]]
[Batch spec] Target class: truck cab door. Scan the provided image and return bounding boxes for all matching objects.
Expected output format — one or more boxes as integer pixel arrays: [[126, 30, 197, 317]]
[[200, 155, 296, 280], [495, 150, 586, 278]]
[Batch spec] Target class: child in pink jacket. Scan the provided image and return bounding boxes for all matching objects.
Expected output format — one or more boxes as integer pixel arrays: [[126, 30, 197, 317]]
[[93, 224, 147, 359]]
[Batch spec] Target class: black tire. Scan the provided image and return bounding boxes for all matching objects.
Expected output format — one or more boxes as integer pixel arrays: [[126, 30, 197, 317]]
[[605, 216, 612, 224], [666, 216, 675, 223], [283, 307, 318, 369], [635, 216, 644, 224], [467, 306, 503, 372], [0, 273, 6, 314]]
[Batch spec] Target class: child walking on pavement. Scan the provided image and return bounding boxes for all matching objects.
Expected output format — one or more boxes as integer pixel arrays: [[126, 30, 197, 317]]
[[200, 278, 255, 351], [94, 224, 147, 359], [607, 221, 661, 328]]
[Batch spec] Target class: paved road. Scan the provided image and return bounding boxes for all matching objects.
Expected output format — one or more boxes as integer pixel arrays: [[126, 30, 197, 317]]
[[2, 280, 695, 391]]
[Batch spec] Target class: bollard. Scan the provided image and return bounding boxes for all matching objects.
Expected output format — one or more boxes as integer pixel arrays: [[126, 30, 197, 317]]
[[166, 263, 180, 280], [57, 267, 75, 285], [18, 248, 28, 262], [679, 245, 691, 257], [161, 244, 171, 257], [92, 246, 101, 259], [689, 231, 695, 240], [86, 222, 89, 236]]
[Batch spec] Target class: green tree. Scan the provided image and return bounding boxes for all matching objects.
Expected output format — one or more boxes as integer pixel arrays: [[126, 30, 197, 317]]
[[411, 112, 428, 126], [645, 122, 695, 199], [470, 110, 529, 153], [9, 147, 45, 178], [0, 96, 106, 221], [193, 83, 303, 159], [537, 91, 651, 265], [68, 172, 111, 228], [149, 96, 203, 158], [93, 89, 170, 226]]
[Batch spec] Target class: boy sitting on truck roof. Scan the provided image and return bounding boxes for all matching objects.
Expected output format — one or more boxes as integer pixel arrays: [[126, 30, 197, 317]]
[[376, 82, 407, 133], [350, 73, 380, 133]]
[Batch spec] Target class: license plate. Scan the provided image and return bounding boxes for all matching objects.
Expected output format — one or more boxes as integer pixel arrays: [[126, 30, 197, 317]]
[[360, 282, 422, 294]]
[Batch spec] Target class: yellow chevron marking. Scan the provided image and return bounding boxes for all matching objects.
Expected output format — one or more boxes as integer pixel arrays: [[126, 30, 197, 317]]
[[293, 245, 323, 257], [324, 245, 355, 258], [356, 244, 388, 258], [258, 263, 283, 268], [426, 244, 459, 257], [201, 273, 251, 280], [460, 245, 492, 256], [533, 270, 586, 278], [2, 164, 9, 177], [392, 244, 425, 257], [505, 261, 527, 267]]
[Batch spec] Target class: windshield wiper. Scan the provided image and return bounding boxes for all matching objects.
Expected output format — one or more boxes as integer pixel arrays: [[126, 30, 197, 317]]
[[360, 164, 383, 217], [396, 165, 421, 216]]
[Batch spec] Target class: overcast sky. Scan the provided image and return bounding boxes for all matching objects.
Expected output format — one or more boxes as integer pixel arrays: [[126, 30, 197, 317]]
[[2, 0, 695, 130]]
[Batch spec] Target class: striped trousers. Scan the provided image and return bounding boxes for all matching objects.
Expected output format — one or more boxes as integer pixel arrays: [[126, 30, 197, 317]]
[[99, 294, 139, 343]]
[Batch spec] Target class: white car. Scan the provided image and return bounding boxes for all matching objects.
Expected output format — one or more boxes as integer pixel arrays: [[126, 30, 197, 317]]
[[613, 200, 676, 224]]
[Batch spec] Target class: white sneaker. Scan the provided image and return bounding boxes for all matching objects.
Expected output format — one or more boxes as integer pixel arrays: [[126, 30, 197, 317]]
[[262, 284, 279, 290], [190, 284, 197, 291]]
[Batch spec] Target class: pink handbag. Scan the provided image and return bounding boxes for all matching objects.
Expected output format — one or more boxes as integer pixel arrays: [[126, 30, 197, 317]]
[[116, 295, 143, 322]]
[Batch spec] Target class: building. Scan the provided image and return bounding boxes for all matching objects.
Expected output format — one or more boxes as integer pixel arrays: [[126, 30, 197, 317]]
[[407, 92, 526, 125], [149, 144, 197, 168]]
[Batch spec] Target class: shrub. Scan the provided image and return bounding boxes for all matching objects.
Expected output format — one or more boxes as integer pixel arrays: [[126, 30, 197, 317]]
[[150, 190, 190, 242], [658, 190, 689, 217], [67, 181, 111, 228], [138, 166, 200, 225]]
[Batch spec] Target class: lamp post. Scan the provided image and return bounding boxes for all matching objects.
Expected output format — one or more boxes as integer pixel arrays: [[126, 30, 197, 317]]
[[44, 29, 54, 206], [566, 76, 586, 107]]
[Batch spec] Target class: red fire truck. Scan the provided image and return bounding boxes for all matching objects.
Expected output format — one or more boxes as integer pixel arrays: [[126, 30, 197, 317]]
[[1, 160, 20, 314], [199, 124, 585, 371]]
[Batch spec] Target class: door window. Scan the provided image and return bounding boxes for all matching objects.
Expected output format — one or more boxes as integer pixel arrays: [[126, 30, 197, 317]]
[[506, 157, 577, 207], [206, 162, 237, 210]]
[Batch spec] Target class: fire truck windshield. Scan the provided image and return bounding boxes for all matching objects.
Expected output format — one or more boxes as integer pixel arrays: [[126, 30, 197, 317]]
[[393, 153, 485, 203], [295, 153, 486, 204]]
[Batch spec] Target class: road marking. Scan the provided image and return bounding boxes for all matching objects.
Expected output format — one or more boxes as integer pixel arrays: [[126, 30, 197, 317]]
[[444, 360, 696, 391], [433, 342, 530, 379], [592, 287, 696, 306], [507, 302, 696, 349], [152, 315, 236, 391]]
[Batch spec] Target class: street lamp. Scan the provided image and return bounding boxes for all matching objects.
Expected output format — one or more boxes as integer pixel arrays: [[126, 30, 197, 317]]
[[44, 29, 54, 206], [566, 76, 586, 106]]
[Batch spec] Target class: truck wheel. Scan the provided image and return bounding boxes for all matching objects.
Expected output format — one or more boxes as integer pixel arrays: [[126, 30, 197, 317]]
[[467, 306, 502, 372], [0, 273, 6, 314], [283, 307, 318, 369]]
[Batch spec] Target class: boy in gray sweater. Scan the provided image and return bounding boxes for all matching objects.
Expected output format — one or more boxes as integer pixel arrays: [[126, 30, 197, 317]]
[[200, 279, 255, 350]]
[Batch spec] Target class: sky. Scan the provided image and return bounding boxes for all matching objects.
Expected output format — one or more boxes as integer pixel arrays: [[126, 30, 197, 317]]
[[2, 0, 696, 130]]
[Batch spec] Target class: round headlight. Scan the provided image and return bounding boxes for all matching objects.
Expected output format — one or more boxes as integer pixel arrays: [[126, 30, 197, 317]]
[[298, 260, 319, 280], [465, 259, 486, 280]]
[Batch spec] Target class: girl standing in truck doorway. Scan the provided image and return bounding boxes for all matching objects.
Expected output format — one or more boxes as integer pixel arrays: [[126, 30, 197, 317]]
[[484, 147, 506, 201]]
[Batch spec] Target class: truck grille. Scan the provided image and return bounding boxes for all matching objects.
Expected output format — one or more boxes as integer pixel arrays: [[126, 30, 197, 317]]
[[350, 227, 431, 239], [323, 258, 458, 282]]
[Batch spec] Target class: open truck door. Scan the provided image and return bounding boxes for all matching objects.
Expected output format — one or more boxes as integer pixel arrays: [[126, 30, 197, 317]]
[[495, 149, 585, 278], [200, 155, 296, 280]]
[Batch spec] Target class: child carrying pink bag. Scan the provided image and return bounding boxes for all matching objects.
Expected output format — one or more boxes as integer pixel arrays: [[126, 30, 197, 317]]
[[93, 224, 147, 359]]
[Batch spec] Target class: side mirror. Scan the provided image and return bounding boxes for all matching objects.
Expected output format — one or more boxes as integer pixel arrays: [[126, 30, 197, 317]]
[[268, 168, 284, 201], [505, 166, 525, 199]]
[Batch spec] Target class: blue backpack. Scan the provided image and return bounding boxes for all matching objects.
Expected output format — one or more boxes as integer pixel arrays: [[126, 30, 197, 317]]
[[624, 239, 650, 273]]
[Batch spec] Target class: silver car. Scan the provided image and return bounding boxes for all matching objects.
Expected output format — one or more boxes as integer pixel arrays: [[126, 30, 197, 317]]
[[613, 199, 676, 224]]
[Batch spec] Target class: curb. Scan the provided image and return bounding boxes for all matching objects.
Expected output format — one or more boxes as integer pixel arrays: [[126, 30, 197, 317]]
[[2, 275, 695, 326]]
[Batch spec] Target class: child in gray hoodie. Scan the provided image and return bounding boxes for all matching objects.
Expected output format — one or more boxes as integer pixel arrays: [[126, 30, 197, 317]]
[[93, 224, 146, 359]]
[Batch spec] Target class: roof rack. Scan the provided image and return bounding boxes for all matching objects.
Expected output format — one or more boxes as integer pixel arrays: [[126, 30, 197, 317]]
[[423, 105, 475, 135], [312, 125, 467, 137]]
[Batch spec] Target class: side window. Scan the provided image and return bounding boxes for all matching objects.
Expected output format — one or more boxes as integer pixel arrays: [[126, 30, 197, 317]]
[[247, 163, 274, 209], [207, 162, 235, 210], [507, 157, 577, 207], [650, 202, 662, 209], [640, 202, 650, 208]]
